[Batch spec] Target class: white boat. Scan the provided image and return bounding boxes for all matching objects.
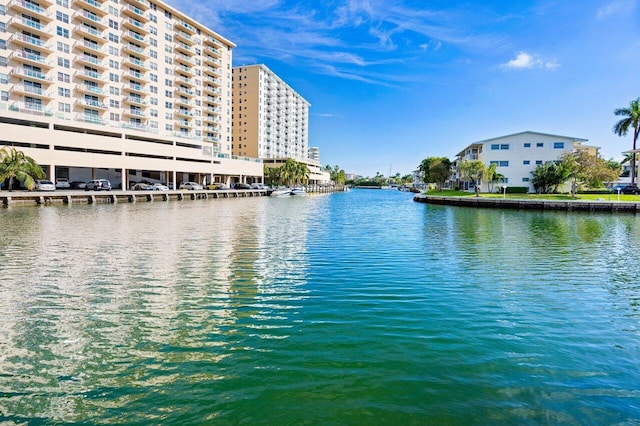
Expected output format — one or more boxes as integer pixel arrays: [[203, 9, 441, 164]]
[[290, 187, 307, 196], [270, 188, 291, 197]]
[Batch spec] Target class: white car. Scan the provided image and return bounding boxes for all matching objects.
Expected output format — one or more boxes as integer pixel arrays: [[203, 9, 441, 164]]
[[148, 183, 169, 191], [179, 182, 203, 190], [55, 178, 70, 189], [35, 180, 56, 191]]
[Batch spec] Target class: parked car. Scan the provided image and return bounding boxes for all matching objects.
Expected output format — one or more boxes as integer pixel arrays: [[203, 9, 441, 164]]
[[55, 178, 70, 189], [69, 181, 87, 189], [148, 183, 169, 191], [130, 182, 151, 190], [206, 183, 227, 190], [617, 184, 640, 194], [233, 183, 252, 190], [251, 183, 268, 190], [85, 179, 112, 191], [179, 182, 203, 190], [35, 180, 56, 191]]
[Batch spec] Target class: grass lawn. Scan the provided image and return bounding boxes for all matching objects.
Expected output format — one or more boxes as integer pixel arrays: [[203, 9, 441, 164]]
[[424, 190, 640, 202]]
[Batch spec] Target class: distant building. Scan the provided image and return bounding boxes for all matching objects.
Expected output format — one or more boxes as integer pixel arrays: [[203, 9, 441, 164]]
[[453, 131, 599, 192], [308, 146, 320, 163], [0, 0, 263, 188], [232, 64, 310, 161]]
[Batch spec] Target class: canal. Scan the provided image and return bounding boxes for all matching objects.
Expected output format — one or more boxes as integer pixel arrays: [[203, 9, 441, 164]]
[[1, 189, 639, 424]]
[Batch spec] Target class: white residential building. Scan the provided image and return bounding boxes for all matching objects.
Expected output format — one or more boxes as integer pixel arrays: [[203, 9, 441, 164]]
[[0, 0, 262, 189], [232, 64, 310, 161], [453, 131, 599, 192]]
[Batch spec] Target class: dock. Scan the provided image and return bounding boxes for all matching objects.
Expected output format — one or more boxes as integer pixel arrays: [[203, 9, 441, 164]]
[[1, 189, 268, 207]]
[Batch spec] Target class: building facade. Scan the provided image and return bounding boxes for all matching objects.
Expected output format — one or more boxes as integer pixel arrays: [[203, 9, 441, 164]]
[[0, 0, 262, 189], [453, 131, 599, 192], [232, 64, 310, 162]]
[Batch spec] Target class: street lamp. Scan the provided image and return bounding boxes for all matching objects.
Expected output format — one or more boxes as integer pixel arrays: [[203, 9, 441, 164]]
[[502, 185, 507, 199]]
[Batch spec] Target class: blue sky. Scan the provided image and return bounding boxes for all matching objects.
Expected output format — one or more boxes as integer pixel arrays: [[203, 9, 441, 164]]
[[166, 0, 640, 177]]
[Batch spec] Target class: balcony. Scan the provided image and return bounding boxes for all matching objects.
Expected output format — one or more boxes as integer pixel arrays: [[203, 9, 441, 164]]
[[8, 0, 53, 21], [174, 31, 194, 45], [203, 76, 221, 86], [121, 121, 148, 132], [122, 56, 146, 68], [174, 42, 193, 55], [9, 17, 52, 38], [75, 84, 105, 96], [175, 120, 194, 128], [123, 96, 146, 106], [205, 96, 221, 106], [9, 33, 53, 51], [203, 55, 221, 67], [123, 83, 148, 95], [73, 24, 104, 42], [121, 4, 149, 21], [203, 85, 220, 96], [175, 109, 193, 118], [75, 113, 105, 125], [174, 97, 192, 107], [75, 54, 107, 70], [11, 68, 53, 83], [123, 108, 147, 118], [204, 66, 221, 77], [123, 69, 146, 82], [175, 87, 194, 97], [204, 106, 221, 114], [175, 76, 193, 87], [174, 20, 196, 35], [175, 53, 194, 66], [74, 40, 106, 56], [121, 17, 148, 34], [10, 51, 53, 68], [75, 69, 103, 82], [75, 99, 108, 110], [122, 30, 147, 45], [73, 9, 107, 28], [203, 115, 220, 124], [203, 36, 223, 48], [9, 102, 55, 116], [203, 46, 222, 58], [121, 0, 151, 10], [122, 44, 149, 58], [174, 64, 195, 76], [74, 0, 108, 16], [11, 84, 54, 99]]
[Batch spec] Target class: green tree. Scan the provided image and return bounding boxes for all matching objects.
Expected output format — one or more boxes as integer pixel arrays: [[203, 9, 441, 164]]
[[560, 151, 620, 196], [0, 147, 45, 191], [418, 157, 452, 190], [530, 161, 571, 194], [485, 163, 505, 193], [459, 159, 486, 197], [613, 98, 640, 185]]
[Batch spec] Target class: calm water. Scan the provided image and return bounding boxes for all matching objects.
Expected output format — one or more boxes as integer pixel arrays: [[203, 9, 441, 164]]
[[1, 190, 639, 425]]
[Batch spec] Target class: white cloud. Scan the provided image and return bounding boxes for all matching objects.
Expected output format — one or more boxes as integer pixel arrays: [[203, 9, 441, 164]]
[[503, 52, 559, 70], [597, 0, 637, 18]]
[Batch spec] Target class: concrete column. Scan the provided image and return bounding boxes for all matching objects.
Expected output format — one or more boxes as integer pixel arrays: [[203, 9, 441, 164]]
[[121, 168, 126, 191], [172, 170, 177, 189]]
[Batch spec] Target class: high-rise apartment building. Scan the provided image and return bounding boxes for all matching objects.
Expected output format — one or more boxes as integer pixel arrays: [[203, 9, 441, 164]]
[[0, 0, 262, 189], [232, 64, 309, 161]]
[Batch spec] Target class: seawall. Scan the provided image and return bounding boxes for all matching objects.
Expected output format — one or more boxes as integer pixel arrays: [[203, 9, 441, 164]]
[[413, 195, 640, 213]]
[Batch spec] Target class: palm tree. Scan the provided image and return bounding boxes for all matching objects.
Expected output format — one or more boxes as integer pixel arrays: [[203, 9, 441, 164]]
[[0, 147, 45, 191], [613, 98, 640, 185], [460, 160, 486, 197]]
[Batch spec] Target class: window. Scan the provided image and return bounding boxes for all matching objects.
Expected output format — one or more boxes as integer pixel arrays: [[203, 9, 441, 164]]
[[150, 86, 158, 94], [58, 87, 70, 97], [553, 142, 565, 149], [523, 160, 530, 165], [1, 90, 7, 101], [150, 97, 158, 105], [109, 87, 120, 95], [150, 109, 158, 117], [108, 6, 118, 16], [150, 74, 157, 82], [165, 102, 173, 109], [165, 90, 173, 98], [535, 160, 543, 165], [109, 33, 119, 43], [0, 56, 5, 67], [491, 144, 509, 150], [56, 27, 69, 38], [56, 0, 69, 6], [109, 99, 120, 108], [109, 46, 118, 55], [57, 72, 70, 82], [109, 19, 118, 30], [56, 11, 69, 23], [109, 59, 119, 69], [58, 102, 70, 112], [0, 22, 5, 32], [524, 143, 531, 148], [0, 73, 7, 84], [109, 112, 120, 121], [57, 57, 70, 68], [165, 124, 173, 131], [536, 142, 544, 147], [522, 177, 530, 182], [0, 40, 5, 49], [109, 72, 119, 82], [164, 34, 172, 42], [164, 78, 172, 86], [56, 41, 70, 53], [165, 112, 172, 119]]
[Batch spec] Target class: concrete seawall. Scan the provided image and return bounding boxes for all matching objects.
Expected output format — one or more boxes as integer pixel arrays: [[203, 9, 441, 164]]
[[413, 195, 640, 214]]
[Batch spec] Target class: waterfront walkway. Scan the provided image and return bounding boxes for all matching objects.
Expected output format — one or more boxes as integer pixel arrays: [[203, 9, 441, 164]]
[[413, 194, 640, 213]]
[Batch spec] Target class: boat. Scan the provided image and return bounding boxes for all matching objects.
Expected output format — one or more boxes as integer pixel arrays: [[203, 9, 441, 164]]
[[290, 187, 307, 196], [270, 188, 291, 197]]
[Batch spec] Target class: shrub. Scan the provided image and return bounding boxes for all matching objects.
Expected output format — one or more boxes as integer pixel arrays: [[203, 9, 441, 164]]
[[505, 186, 529, 194]]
